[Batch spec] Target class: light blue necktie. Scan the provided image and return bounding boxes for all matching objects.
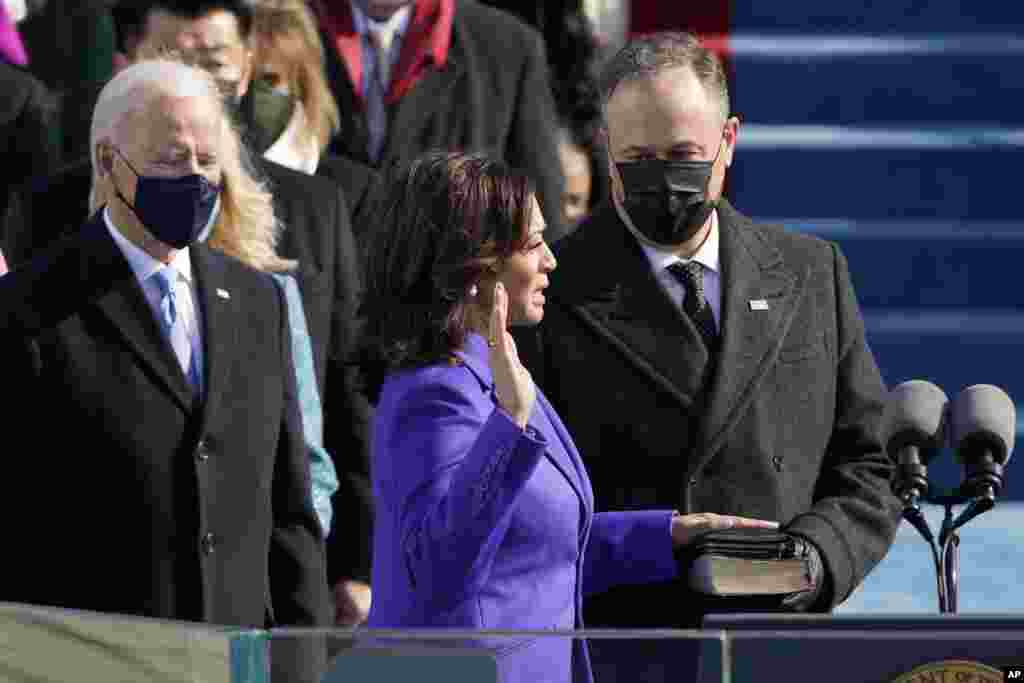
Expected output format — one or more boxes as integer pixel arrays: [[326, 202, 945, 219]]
[[154, 266, 201, 393]]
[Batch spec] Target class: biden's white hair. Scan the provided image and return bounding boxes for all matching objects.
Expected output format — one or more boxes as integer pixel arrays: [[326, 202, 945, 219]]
[[90, 57, 294, 273], [90, 59, 215, 176]]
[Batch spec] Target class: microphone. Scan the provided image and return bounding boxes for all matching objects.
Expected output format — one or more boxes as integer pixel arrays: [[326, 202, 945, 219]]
[[950, 384, 1015, 502], [884, 380, 949, 509]]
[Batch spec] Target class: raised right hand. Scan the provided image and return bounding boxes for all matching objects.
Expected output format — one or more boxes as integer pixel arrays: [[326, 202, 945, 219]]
[[488, 282, 535, 429]]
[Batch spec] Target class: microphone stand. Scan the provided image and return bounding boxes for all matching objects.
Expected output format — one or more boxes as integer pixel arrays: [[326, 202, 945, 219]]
[[899, 496, 947, 611], [902, 484, 996, 614]]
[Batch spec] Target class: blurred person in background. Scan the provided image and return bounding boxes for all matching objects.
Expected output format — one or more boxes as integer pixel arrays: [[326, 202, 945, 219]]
[[557, 126, 593, 228], [310, 0, 567, 242], [250, 0, 379, 229], [0, 51, 57, 251], [15, 0, 116, 163], [115, 0, 377, 226], [0, 0, 57, 250], [549, 9, 608, 230], [0, 0, 30, 67]]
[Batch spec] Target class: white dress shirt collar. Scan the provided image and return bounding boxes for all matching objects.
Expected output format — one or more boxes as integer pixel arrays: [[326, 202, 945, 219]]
[[617, 202, 724, 327], [349, 1, 412, 40], [103, 206, 205, 388], [103, 206, 194, 285], [263, 102, 321, 175], [621, 204, 721, 275]]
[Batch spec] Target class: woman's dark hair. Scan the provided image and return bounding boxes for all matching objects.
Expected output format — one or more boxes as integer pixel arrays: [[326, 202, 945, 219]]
[[357, 151, 535, 401]]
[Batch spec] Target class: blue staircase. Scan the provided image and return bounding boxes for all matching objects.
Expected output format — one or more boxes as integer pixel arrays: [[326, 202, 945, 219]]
[[729, 3, 1024, 500]]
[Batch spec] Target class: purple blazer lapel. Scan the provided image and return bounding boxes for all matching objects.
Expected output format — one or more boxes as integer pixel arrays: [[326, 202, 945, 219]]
[[457, 333, 586, 509], [535, 389, 593, 518]]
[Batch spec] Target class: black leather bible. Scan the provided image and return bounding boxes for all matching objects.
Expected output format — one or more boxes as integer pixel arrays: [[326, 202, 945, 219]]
[[684, 528, 815, 597]]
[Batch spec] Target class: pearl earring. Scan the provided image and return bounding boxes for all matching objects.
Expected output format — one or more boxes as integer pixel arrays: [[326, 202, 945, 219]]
[[469, 284, 478, 297]]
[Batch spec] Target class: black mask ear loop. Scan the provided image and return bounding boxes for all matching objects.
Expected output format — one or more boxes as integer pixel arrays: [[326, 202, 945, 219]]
[[702, 125, 729, 198], [104, 145, 160, 239], [112, 146, 143, 177], [604, 122, 629, 211], [106, 146, 147, 224]]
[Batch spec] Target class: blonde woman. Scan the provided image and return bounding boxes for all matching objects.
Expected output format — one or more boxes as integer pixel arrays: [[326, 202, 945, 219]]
[[249, 0, 379, 227], [249, 0, 338, 173]]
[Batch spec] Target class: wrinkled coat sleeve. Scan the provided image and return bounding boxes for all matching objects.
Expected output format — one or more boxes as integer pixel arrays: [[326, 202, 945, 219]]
[[786, 244, 902, 606]]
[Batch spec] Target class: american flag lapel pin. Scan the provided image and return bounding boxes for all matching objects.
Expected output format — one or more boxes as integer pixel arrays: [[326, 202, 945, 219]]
[[748, 299, 769, 311]]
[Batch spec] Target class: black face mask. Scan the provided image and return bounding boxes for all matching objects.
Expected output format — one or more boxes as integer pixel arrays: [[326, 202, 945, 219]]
[[110, 147, 222, 249], [616, 133, 726, 246]]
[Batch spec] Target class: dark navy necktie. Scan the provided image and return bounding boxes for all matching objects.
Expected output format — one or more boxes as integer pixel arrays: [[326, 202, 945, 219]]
[[666, 261, 719, 352]]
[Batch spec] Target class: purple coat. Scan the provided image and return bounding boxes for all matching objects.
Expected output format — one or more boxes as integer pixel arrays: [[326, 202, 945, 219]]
[[365, 332, 678, 683]]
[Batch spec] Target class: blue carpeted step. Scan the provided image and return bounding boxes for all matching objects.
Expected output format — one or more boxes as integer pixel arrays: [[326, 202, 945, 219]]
[[768, 221, 1024, 309], [731, 50, 1024, 127], [864, 311, 1024, 499], [730, 145, 1024, 222], [731, 3, 1024, 36], [865, 310, 1024, 397]]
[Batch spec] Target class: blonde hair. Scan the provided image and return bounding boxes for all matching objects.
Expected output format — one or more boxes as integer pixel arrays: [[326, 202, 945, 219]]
[[252, 0, 340, 152], [211, 113, 295, 273], [90, 56, 294, 274]]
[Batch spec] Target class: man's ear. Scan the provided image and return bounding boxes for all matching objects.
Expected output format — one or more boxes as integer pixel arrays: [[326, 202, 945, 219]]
[[722, 115, 741, 169], [96, 143, 114, 176], [112, 52, 131, 75]]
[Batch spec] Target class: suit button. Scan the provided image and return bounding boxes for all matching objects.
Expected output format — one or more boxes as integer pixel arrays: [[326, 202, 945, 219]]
[[771, 455, 784, 472], [196, 439, 210, 462], [688, 476, 698, 487], [201, 532, 216, 555]]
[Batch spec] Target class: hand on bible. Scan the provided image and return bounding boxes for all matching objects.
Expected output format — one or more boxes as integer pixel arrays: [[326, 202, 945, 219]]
[[670, 512, 779, 548]]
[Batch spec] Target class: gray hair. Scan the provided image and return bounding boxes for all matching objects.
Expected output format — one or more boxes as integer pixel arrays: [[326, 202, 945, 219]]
[[90, 58, 221, 174], [600, 32, 730, 122], [89, 57, 294, 273]]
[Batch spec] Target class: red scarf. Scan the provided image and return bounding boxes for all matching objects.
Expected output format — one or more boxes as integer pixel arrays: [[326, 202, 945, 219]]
[[314, 0, 455, 104]]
